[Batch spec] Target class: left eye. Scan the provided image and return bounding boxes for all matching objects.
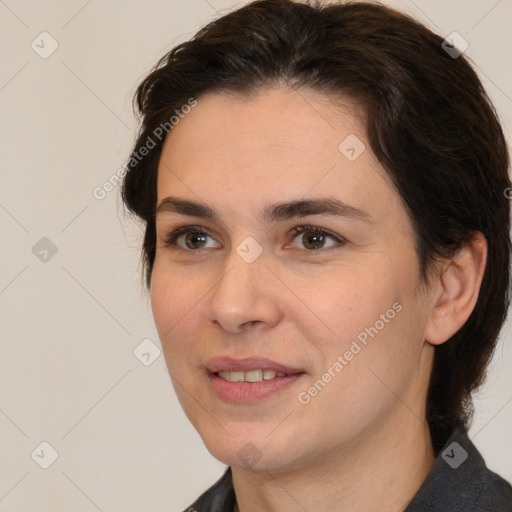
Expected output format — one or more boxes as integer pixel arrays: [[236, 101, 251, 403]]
[[290, 226, 345, 251]]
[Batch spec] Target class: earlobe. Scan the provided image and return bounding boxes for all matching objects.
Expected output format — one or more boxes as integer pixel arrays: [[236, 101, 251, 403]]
[[424, 232, 487, 346]]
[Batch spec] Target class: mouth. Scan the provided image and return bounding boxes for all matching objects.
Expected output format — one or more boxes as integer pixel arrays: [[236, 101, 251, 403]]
[[216, 369, 289, 383], [205, 356, 306, 403]]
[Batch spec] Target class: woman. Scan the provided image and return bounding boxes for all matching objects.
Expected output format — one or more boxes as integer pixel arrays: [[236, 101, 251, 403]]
[[122, 1, 512, 510]]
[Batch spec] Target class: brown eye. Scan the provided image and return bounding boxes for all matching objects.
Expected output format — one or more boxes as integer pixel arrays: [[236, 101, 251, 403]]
[[302, 231, 326, 250], [290, 226, 345, 251], [183, 232, 208, 249], [163, 226, 221, 250]]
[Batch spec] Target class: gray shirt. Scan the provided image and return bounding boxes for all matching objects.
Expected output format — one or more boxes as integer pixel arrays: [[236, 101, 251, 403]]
[[183, 422, 512, 511]]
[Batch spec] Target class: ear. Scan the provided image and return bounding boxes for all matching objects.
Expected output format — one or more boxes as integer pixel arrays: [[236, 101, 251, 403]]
[[424, 232, 487, 346]]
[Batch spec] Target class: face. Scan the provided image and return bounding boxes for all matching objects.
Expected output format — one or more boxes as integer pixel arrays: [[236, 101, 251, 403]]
[[151, 86, 437, 472]]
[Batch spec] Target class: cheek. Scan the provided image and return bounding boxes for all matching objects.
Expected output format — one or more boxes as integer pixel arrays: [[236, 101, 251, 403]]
[[293, 283, 418, 438], [293, 259, 421, 395], [150, 265, 206, 363], [150, 270, 179, 336], [293, 265, 400, 350]]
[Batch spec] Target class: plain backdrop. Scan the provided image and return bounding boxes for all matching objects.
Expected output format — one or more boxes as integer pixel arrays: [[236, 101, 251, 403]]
[[0, 0, 511, 510]]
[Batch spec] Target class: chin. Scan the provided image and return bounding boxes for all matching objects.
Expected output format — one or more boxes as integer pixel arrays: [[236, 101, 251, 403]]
[[201, 430, 308, 473]]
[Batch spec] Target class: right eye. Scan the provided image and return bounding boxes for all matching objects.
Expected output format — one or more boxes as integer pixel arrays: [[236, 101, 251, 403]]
[[163, 226, 221, 251]]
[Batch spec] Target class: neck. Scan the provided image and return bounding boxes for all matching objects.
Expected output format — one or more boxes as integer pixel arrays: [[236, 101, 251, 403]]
[[232, 415, 435, 512]]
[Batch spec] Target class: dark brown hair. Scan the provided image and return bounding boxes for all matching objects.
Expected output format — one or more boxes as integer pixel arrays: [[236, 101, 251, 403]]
[[121, 0, 511, 451]]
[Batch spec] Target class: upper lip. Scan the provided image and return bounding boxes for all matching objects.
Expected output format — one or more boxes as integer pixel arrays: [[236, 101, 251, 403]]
[[205, 356, 305, 375]]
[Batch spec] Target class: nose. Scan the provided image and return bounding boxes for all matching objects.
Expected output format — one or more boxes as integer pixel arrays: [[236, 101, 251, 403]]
[[207, 248, 282, 334]]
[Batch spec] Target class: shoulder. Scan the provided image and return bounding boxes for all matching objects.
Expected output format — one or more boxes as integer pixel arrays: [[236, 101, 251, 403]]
[[406, 421, 512, 511], [182, 467, 235, 512]]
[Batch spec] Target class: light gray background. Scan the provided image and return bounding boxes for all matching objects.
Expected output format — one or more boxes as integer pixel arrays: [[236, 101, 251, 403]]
[[0, 0, 511, 510]]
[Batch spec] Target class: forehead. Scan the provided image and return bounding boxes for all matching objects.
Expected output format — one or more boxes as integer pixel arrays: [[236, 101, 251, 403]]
[[159, 86, 366, 171], [156, 86, 400, 223]]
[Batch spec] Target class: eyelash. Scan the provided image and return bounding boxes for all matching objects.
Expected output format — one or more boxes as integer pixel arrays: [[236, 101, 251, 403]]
[[291, 225, 346, 250], [162, 224, 346, 252]]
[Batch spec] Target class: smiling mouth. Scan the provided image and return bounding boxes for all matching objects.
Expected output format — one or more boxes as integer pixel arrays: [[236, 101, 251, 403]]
[[216, 369, 289, 383], [206, 356, 306, 403]]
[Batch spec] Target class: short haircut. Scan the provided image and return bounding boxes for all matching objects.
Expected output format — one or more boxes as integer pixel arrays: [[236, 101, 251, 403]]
[[121, 0, 511, 451]]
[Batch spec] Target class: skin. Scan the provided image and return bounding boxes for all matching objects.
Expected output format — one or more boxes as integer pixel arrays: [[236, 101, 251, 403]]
[[150, 86, 487, 511]]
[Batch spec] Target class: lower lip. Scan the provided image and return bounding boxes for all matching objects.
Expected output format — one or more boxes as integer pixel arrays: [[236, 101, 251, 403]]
[[209, 372, 305, 404]]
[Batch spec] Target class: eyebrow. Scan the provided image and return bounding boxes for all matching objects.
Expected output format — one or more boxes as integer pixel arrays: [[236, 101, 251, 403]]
[[155, 196, 373, 225]]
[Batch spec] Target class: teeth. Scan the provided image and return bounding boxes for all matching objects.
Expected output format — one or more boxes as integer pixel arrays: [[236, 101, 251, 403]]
[[245, 369, 263, 382], [217, 369, 288, 383], [229, 371, 245, 382], [263, 369, 277, 380]]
